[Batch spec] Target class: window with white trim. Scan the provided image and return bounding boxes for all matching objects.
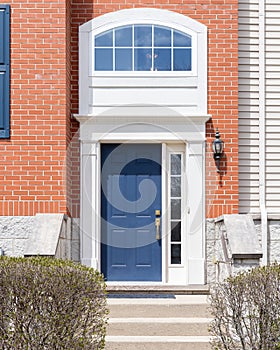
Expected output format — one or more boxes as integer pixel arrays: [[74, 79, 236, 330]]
[[79, 8, 207, 116], [94, 25, 192, 72], [169, 152, 184, 265]]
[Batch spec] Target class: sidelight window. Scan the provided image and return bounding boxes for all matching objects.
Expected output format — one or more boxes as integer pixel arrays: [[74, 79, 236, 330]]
[[169, 153, 183, 265]]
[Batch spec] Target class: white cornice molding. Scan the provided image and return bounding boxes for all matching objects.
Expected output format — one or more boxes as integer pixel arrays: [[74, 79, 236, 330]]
[[73, 113, 212, 125]]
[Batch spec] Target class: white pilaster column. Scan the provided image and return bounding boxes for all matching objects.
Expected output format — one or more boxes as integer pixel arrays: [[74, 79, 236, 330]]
[[186, 141, 206, 284], [80, 141, 100, 269]]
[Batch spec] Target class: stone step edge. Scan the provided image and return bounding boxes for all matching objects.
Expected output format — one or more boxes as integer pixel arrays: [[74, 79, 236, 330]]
[[108, 295, 209, 305], [109, 317, 212, 323], [106, 335, 213, 343], [107, 285, 210, 295]]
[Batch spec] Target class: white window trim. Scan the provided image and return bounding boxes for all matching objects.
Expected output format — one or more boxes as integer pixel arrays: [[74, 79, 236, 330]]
[[167, 148, 185, 267], [166, 144, 188, 284], [79, 8, 207, 117], [81, 8, 206, 78], [90, 22, 197, 76], [77, 9, 209, 285], [77, 116, 209, 285]]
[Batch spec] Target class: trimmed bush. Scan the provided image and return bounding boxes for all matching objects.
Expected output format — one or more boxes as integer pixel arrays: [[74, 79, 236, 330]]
[[209, 264, 280, 350], [0, 256, 108, 349]]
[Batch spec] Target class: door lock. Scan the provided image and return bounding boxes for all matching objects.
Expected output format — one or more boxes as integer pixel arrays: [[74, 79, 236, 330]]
[[155, 217, 161, 240]]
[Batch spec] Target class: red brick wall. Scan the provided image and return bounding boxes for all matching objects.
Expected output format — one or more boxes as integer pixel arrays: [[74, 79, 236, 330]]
[[70, 0, 239, 218], [0, 0, 70, 216], [0, 0, 238, 218], [205, 1, 239, 218]]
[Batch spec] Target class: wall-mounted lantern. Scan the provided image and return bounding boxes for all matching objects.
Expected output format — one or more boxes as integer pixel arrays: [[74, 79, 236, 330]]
[[212, 129, 224, 173]]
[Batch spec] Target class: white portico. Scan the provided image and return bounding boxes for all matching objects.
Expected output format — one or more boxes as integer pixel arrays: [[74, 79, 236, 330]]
[[75, 8, 210, 285]]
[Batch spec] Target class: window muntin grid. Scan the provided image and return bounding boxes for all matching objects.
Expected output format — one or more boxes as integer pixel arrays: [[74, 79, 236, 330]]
[[94, 25, 192, 71], [170, 153, 183, 265]]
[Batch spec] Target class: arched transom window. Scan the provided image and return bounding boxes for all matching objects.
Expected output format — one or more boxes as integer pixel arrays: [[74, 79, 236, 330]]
[[79, 8, 207, 116], [94, 25, 192, 72]]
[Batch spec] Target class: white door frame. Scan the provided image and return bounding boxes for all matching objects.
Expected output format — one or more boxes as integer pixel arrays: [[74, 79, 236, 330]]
[[75, 114, 210, 285], [77, 8, 209, 285]]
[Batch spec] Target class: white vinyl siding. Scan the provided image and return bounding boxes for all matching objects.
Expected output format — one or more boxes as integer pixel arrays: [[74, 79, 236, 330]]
[[265, 0, 280, 213], [238, 0, 260, 213], [239, 0, 280, 215]]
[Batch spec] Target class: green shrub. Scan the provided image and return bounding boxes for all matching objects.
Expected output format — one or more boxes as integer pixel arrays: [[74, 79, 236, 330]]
[[0, 256, 108, 349], [209, 264, 280, 350]]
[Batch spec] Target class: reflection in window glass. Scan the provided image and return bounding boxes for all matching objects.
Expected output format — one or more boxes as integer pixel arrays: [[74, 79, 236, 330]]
[[171, 177, 181, 197], [154, 26, 171, 47], [95, 48, 113, 70], [171, 221, 181, 242], [171, 244, 181, 264], [95, 31, 113, 47], [170, 152, 182, 265], [94, 25, 192, 71], [134, 25, 152, 47], [115, 26, 132, 47], [116, 49, 132, 71], [171, 154, 181, 175], [134, 48, 152, 71], [174, 31, 192, 47], [171, 199, 181, 220], [154, 49, 171, 71], [174, 49, 192, 71]]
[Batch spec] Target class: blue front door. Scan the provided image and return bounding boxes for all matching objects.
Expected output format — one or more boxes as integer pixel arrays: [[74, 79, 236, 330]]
[[101, 144, 162, 281]]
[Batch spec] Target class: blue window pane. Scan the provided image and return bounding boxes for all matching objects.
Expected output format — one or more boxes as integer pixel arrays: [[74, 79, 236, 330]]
[[115, 26, 132, 47], [173, 49, 192, 71], [95, 48, 113, 70], [115, 49, 132, 71], [134, 48, 152, 71], [154, 26, 171, 47], [95, 30, 113, 47], [94, 25, 193, 72], [174, 30, 192, 47], [134, 26, 152, 47], [154, 49, 171, 71]]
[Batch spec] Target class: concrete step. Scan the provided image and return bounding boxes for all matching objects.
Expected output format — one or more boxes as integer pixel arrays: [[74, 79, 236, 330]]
[[105, 294, 212, 349], [105, 336, 212, 350], [109, 302, 210, 318], [108, 294, 210, 318], [107, 284, 209, 295], [107, 317, 211, 336]]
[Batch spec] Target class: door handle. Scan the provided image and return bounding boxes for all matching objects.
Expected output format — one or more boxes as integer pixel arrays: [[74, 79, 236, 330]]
[[155, 218, 161, 240]]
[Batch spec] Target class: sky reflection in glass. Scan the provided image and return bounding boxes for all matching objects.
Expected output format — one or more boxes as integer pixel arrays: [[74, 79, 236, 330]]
[[94, 25, 192, 71], [115, 26, 132, 47]]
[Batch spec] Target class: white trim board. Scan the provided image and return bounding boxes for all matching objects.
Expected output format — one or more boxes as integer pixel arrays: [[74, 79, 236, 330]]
[[79, 8, 208, 117], [77, 117, 207, 285], [77, 8, 208, 285]]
